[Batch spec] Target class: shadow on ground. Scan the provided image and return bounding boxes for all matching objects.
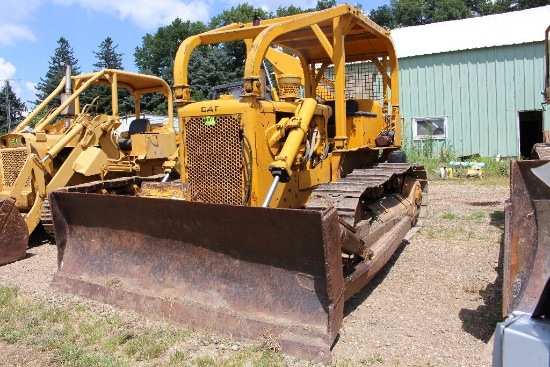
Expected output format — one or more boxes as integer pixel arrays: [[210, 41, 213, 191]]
[[458, 210, 504, 343], [29, 224, 54, 248], [344, 241, 408, 317]]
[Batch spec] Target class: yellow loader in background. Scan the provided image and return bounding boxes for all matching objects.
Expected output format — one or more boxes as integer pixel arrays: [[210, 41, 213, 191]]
[[0, 69, 177, 265], [50, 5, 427, 361]]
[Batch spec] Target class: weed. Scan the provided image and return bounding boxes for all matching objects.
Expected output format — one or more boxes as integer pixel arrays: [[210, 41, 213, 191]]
[[168, 350, 188, 365], [0, 287, 16, 307], [253, 349, 285, 367], [441, 212, 460, 220], [194, 355, 217, 366], [123, 331, 169, 360], [0, 326, 25, 344], [52, 342, 124, 367], [466, 211, 486, 220], [335, 359, 354, 367], [360, 354, 384, 364]]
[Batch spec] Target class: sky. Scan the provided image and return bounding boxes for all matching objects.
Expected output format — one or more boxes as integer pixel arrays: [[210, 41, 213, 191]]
[[0, 0, 388, 108]]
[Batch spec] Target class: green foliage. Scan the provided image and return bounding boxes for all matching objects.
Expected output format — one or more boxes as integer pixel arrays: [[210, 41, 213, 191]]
[[93, 37, 124, 70], [188, 46, 241, 100], [275, 5, 305, 17], [134, 18, 207, 111], [209, 4, 270, 77], [370, 5, 397, 28], [34, 37, 80, 108], [0, 81, 27, 133], [368, 0, 544, 28], [134, 18, 208, 82], [391, 0, 473, 26], [316, 0, 337, 10]]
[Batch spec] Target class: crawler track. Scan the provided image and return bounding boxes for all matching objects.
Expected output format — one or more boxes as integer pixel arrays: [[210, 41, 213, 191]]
[[307, 163, 428, 225], [307, 163, 428, 300]]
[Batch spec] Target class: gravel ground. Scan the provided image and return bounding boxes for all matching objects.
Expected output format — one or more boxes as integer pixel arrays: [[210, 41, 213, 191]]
[[0, 180, 508, 366]]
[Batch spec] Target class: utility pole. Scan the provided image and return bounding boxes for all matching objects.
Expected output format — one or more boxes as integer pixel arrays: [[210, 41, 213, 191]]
[[4, 80, 11, 132]]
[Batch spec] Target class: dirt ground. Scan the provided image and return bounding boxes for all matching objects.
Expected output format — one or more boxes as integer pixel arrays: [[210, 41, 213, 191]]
[[0, 180, 508, 366]]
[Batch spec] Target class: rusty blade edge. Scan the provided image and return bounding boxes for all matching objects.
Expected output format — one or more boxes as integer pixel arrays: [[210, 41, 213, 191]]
[[51, 273, 333, 362]]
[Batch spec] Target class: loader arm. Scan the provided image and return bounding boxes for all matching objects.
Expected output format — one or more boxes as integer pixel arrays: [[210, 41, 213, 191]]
[[10, 113, 121, 236]]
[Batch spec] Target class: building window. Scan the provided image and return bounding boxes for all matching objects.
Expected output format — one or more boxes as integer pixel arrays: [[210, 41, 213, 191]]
[[413, 116, 447, 140]]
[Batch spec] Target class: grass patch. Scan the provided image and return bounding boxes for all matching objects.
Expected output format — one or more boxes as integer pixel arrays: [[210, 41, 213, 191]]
[[123, 329, 181, 360], [0, 285, 218, 366], [439, 211, 487, 221], [52, 342, 125, 367], [359, 354, 385, 365], [440, 212, 460, 220], [192, 347, 285, 367]]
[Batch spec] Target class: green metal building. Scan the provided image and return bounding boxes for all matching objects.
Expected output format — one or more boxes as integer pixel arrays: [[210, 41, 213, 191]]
[[392, 6, 550, 158]]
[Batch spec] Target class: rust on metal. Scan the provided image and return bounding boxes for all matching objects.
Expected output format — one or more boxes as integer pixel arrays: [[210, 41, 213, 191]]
[[503, 160, 550, 316], [140, 181, 191, 199], [0, 198, 29, 266], [50, 191, 344, 362]]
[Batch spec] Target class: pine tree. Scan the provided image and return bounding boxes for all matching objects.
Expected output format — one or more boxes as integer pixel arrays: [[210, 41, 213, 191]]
[[93, 37, 124, 70], [34, 37, 80, 108], [0, 81, 27, 134], [89, 37, 130, 114]]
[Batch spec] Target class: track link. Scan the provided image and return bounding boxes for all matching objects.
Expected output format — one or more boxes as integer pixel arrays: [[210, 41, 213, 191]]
[[306, 163, 428, 226], [40, 199, 55, 237]]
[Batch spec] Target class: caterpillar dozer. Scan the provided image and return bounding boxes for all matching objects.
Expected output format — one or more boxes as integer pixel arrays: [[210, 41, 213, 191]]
[[50, 4, 427, 361], [0, 69, 177, 265]]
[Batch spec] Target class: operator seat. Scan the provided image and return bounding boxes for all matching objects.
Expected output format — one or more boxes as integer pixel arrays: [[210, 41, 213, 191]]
[[118, 118, 150, 151], [325, 100, 358, 138]]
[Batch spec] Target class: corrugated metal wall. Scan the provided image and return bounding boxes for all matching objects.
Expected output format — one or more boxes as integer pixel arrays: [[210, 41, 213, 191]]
[[399, 41, 549, 158]]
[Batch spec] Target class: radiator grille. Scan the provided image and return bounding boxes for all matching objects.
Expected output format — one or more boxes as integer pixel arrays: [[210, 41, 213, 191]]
[[0, 148, 29, 189], [184, 115, 243, 205]]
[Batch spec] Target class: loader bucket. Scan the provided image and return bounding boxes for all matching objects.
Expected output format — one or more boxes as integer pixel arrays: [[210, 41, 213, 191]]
[[0, 198, 29, 266], [50, 191, 344, 362], [503, 160, 550, 316]]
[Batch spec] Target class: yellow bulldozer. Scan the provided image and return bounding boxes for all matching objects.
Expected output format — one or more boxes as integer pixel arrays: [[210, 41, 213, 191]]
[[0, 69, 177, 265], [50, 5, 427, 361]]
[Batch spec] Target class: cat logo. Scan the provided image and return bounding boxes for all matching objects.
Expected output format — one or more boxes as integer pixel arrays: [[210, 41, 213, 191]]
[[201, 105, 219, 113]]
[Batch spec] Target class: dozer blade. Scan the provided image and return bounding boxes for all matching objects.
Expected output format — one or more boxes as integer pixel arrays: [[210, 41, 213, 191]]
[[50, 191, 344, 362], [503, 160, 550, 316], [0, 198, 29, 266]]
